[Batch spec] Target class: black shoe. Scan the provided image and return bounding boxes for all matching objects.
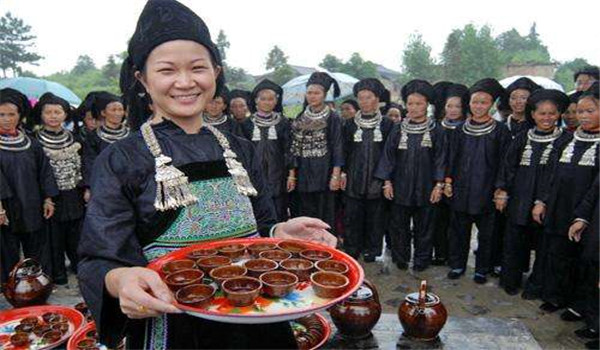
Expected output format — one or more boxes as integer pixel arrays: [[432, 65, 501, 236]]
[[575, 328, 599, 339], [363, 255, 376, 263], [521, 289, 540, 300], [473, 274, 487, 284], [504, 286, 519, 296], [561, 309, 584, 322], [431, 258, 447, 266], [413, 265, 428, 272], [54, 278, 68, 286], [396, 262, 408, 270], [540, 302, 561, 313], [447, 270, 464, 279], [585, 339, 599, 349]]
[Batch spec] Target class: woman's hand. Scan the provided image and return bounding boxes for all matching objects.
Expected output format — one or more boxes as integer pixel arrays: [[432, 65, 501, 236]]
[[43, 198, 55, 219], [286, 177, 296, 193], [0, 212, 7, 226], [568, 220, 588, 242], [274, 217, 337, 248], [532, 202, 546, 224], [84, 189, 91, 203], [105, 267, 182, 319], [494, 189, 508, 212], [443, 183, 453, 198], [383, 181, 394, 200], [329, 176, 341, 191], [430, 185, 443, 204]]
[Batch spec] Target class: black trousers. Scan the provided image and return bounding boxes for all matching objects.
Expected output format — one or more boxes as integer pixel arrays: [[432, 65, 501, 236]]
[[448, 211, 496, 274], [272, 194, 289, 223], [432, 201, 451, 261], [343, 196, 385, 258], [389, 204, 434, 268], [491, 210, 507, 268], [49, 218, 83, 283], [500, 222, 541, 290], [292, 191, 336, 235], [542, 234, 581, 307], [0, 225, 51, 284], [574, 259, 599, 332]]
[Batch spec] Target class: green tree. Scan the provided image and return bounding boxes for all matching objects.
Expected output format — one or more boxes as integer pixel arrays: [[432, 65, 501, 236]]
[[319, 54, 344, 72], [343, 53, 379, 80], [216, 30, 230, 61], [440, 29, 462, 81], [271, 64, 295, 85], [265, 45, 288, 71], [224, 64, 254, 90], [101, 55, 120, 83], [71, 55, 96, 75], [554, 58, 591, 92], [495, 23, 550, 65], [0, 12, 42, 77], [401, 32, 438, 81]]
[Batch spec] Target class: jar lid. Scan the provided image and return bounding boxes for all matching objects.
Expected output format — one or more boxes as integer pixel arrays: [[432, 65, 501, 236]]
[[348, 285, 373, 301]]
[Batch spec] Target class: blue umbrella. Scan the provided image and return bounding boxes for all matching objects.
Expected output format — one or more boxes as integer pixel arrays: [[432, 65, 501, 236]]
[[282, 72, 359, 106], [0, 77, 82, 106]]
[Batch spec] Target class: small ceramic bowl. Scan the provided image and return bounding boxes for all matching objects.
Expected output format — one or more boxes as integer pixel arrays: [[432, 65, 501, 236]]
[[196, 256, 232, 274], [175, 284, 216, 308], [165, 269, 204, 291], [222, 277, 262, 307], [217, 243, 247, 260], [310, 271, 349, 299], [315, 260, 349, 275], [209, 265, 247, 286], [279, 258, 314, 282], [42, 312, 59, 323], [33, 324, 52, 337], [186, 248, 218, 261], [47, 314, 68, 325], [14, 323, 34, 334], [247, 242, 278, 258], [51, 322, 70, 335], [259, 249, 292, 262], [277, 240, 307, 257], [77, 338, 98, 350], [299, 249, 333, 262], [161, 259, 197, 275], [244, 259, 278, 278], [10, 332, 30, 347], [42, 330, 63, 343], [20, 316, 39, 326], [260, 271, 298, 298]]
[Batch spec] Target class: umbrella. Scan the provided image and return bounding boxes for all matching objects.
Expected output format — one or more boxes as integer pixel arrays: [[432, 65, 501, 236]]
[[0, 77, 82, 106], [282, 71, 359, 106], [499, 75, 564, 92]]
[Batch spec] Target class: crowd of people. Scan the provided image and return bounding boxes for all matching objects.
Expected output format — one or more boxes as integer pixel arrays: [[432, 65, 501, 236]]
[[0, 1, 598, 347]]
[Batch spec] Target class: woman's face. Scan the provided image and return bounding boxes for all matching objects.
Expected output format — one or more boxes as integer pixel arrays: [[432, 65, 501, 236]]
[[41, 104, 67, 129], [532, 101, 560, 132], [83, 111, 97, 130], [357, 90, 379, 114], [340, 102, 357, 119], [576, 97, 600, 132], [469, 92, 494, 118], [256, 90, 277, 114], [562, 102, 579, 128], [575, 74, 596, 92], [406, 93, 428, 121], [386, 108, 401, 123], [509, 89, 530, 114], [230, 98, 248, 119], [137, 40, 221, 120], [444, 96, 463, 121], [0, 103, 19, 133], [205, 96, 226, 117], [101, 101, 125, 126], [306, 85, 325, 108]]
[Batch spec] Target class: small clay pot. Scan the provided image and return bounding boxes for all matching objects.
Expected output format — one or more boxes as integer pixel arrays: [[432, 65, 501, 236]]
[[10, 332, 30, 347], [20, 316, 39, 326], [161, 259, 197, 275], [209, 265, 247, 286], [217, 243, 247, 260], [47, 314, 68, 325], [222, 277, 262, 307], [175, 284, 215, 308], [315, 260, 349, 275], [51, 322, 70, 335], [260, 271, 298, 298], [186, 249, 218, 261], [15, 323, 34, 333], [196, 256, 232, 274], [310, 271, 349, 299], [299, 249, 333, 262], [280, 258, 314, 282], [244, 259, 278, 278], [33, 323, 52, 337], [42, 312, 59, 323], [165, 269, 204, 292], [247, 242, 278, 258], [42, 330, 63, 343], [277, 240, 307, 257], [77, 338, 98, 350], [259, 250, 292, 262]]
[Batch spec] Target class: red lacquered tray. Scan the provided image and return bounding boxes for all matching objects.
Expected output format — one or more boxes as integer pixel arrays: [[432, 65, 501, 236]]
[[147, 238, 364, 324]]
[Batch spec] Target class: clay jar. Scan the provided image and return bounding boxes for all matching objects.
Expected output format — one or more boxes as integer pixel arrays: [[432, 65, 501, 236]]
[[398, 280, 448, 341], [329, 279, 381, 339], [3, 259, 53, 307]]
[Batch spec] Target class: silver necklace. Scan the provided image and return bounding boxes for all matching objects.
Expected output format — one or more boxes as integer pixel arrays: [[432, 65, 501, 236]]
[[36, 128, 75, 149], [463, 117, 496, 136], [202, 113, 228, 126], [97, 124, 129, 144], [527, 127, 563, 143], [354, 111, 383, 142], [398, 118, 435, 149], [252, 112, 281, 128], [441, 119, 463, 130], [0, 129, 31, 151], [574, 128, 600, 142], [303, 105, 330, 120]]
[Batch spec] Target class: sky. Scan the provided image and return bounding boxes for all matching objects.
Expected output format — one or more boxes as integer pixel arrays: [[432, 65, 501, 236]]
[[2, 0, 599, 77]]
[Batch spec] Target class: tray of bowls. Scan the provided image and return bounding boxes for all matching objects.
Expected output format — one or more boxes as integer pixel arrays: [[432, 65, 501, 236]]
[[147, 237, 364, 324], [0, 305, 85, 350]]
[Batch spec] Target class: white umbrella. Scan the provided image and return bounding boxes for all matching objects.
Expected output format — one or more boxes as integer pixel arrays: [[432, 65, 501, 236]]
[[282, 71, 359, 106], [500, 75, 564, 92]]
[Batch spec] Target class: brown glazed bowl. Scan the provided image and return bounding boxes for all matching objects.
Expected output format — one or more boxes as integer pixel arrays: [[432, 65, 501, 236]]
[[247, 242, 278, 258], [175, 284, 216, 308], [259, 249, 292, 262], [10, 332, 30, 347], [33, 324, 52, 337], [14, 323, 34, 334], [42, 312, 59, 323], [42, 330, 63, 343], [315, 260, 349, 275], [280, 258, 314, 282], [277, 240, 307, 257], [165, 269, 204, 291], [77, 338, 98, 350], [217, 243, 247, 260], [186, 249, 218, 261], [47, 314, 68, 325], [299, 249, 333, 262], [20, 316, 39, 326], [51, 322, 70, 335], [161, 259, 197, 275], [244, 259, 278, 278], [222, 277, 262, 307], [196, 256, 232, 274], [209, 265, 247, 286], [260, 271, 298, 298], [310, 271, 349, 299]]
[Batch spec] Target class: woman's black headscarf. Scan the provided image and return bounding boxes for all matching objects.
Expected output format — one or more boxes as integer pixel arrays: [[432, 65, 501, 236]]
[[30, 92, 72, 127], [525, 89, 570, 127], [250, 79, 283, 113], [0, 88, 31, 121], [307, 72, 340, 99], [501, 77, 541, 111], [120, 0, 224, 130]]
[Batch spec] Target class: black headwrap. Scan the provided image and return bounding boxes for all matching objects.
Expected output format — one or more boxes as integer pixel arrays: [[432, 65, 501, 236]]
[[250, 79, 283, 113], [229, 89, 251, 105], [579, 81, 599, 100], [120, 0, 224, 130], [573, 65, 600, 82], [215, 85, 230, 106], [0, 88, 31, 121], [469, 78, 505, 101], [307, 72, 340, 99], [31, 92, 72, 126], [432, 81, 453, 119], [341, 98, 359, 111], [525, 89, 570, 126], [501, 77, 541, 109], [444, 83, 470, 118], [401, 79, 434, 103], [91, 92, 122, 120], [353, 78, 387, 100], [569, 91, 583, 105]]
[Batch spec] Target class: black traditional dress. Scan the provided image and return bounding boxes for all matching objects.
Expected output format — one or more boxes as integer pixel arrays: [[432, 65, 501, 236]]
[[203, 113, 244, 137], [82, 124, 129, 187]]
